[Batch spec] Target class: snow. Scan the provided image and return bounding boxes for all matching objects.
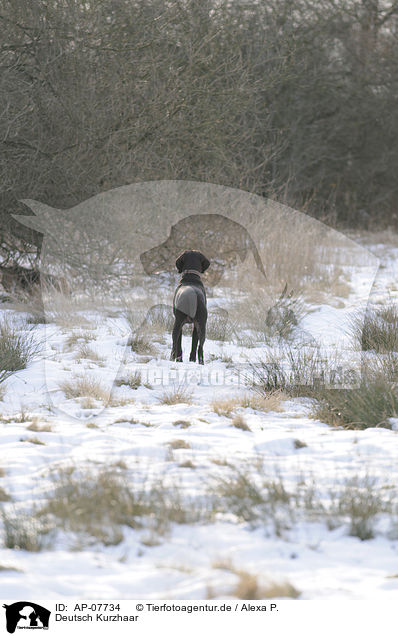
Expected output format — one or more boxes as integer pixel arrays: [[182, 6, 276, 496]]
[[0, 237, 397, 600]]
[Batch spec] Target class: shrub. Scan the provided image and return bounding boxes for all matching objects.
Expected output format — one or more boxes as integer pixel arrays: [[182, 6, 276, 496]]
[[249, 345, 328, 396], [213, 463, 394, 540], [313, 356, 398, 429], [206, 308, 235, 342], [352, 303, 398, 353], [40, 466, 144, 545], [1, 508, 54, 551], [39, 465, 207, 545], [233, 289, 307, 343], [0, 319, 40, 384], [330, 476, 391, 540], [213, 467, 290, 531]]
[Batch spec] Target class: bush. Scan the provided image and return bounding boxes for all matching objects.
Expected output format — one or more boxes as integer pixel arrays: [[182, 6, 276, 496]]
[[313, 356, 398, 429], [2, 508, 54, 551], [249, 345, 329, 397], [213, 463, 394, 540], [213, 465, 301, 535], [0, 319, 40, 384], [351, 303, 398, 353], [39, 465, 207, 546], [330, 476, 391, 541], [206, 308, 235, 342]]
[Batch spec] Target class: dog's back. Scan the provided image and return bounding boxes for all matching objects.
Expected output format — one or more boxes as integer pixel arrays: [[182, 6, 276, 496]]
[[174, 285, 205, 319]]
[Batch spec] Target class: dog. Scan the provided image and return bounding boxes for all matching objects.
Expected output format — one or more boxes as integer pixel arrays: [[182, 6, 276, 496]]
[[170, 250, 210, 364], [140, 214, 266, 286]]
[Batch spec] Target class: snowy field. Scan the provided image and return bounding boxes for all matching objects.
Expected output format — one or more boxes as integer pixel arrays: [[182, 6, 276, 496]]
[[0, 232, 397, 600]]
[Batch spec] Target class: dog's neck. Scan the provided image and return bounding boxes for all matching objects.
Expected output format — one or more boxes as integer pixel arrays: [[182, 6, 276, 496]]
[[182, 269, 202, 278]]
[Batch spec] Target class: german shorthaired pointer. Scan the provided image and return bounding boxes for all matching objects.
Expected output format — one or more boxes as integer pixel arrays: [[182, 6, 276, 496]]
[[171, 250, 210, 364]]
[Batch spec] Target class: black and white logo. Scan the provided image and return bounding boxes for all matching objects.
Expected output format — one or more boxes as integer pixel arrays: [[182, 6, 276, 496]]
[[2, 602, 51, 633]]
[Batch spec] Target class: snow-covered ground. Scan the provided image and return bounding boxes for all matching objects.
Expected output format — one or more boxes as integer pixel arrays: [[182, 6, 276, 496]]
[[0, 234, 397, 600]]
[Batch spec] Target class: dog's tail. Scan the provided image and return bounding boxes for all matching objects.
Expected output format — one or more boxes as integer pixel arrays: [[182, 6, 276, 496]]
[[174, 286, 198, 318]]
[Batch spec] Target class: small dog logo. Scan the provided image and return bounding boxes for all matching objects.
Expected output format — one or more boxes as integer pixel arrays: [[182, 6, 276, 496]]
[[3, 602, 51, 633]]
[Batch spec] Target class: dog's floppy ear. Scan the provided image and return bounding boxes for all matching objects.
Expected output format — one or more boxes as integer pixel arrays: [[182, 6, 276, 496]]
[[200, 253, 210, 272], [175, 251, 187, 273]]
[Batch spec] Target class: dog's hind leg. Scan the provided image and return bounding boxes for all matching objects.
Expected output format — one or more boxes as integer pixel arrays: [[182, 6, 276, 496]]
[[176, 329, 183, 361], [189, 326, 199, 362], [194, 320, 206, 365], [171, 310, 186, 362]]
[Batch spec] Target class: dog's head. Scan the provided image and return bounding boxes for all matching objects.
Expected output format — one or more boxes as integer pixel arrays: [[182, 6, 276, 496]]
[[175, 250, 210, 274]]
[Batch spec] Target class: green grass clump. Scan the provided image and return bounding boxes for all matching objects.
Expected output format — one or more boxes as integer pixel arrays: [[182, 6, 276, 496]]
[[352, 303, 398, 353], [38, 465, 207, 546], [0, 319, 40, 384], [313, 357, 398, 429]]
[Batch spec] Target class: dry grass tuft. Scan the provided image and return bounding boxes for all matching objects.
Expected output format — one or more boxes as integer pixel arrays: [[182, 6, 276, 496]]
[[115, 370, 142, 390], [173, 419, 192, 429], [128, 333, 155, 356], [212, 391, 286, 417], [238, 391, 287, 412], [294, 439, 308, 449], [26, 436, 46, 445], [42, 292, 93, 328], [168, 439, 191, 450], [80, 397, 98, 409], [234, 571, 300, 600], [26, 422, 53, 433], [59, 375, 109, 402], [38, 464, 207, 545], [330, 475, 391, 540], [0, 486, 11, 502], [232, 414, 251, 432], [211, 397, 238, 417], [178, 460, 196, 469], [75, 344, 105, 365], [2, 507, 53, 551], [158, 384, 193, 405], [64, 330, 95, 351]]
